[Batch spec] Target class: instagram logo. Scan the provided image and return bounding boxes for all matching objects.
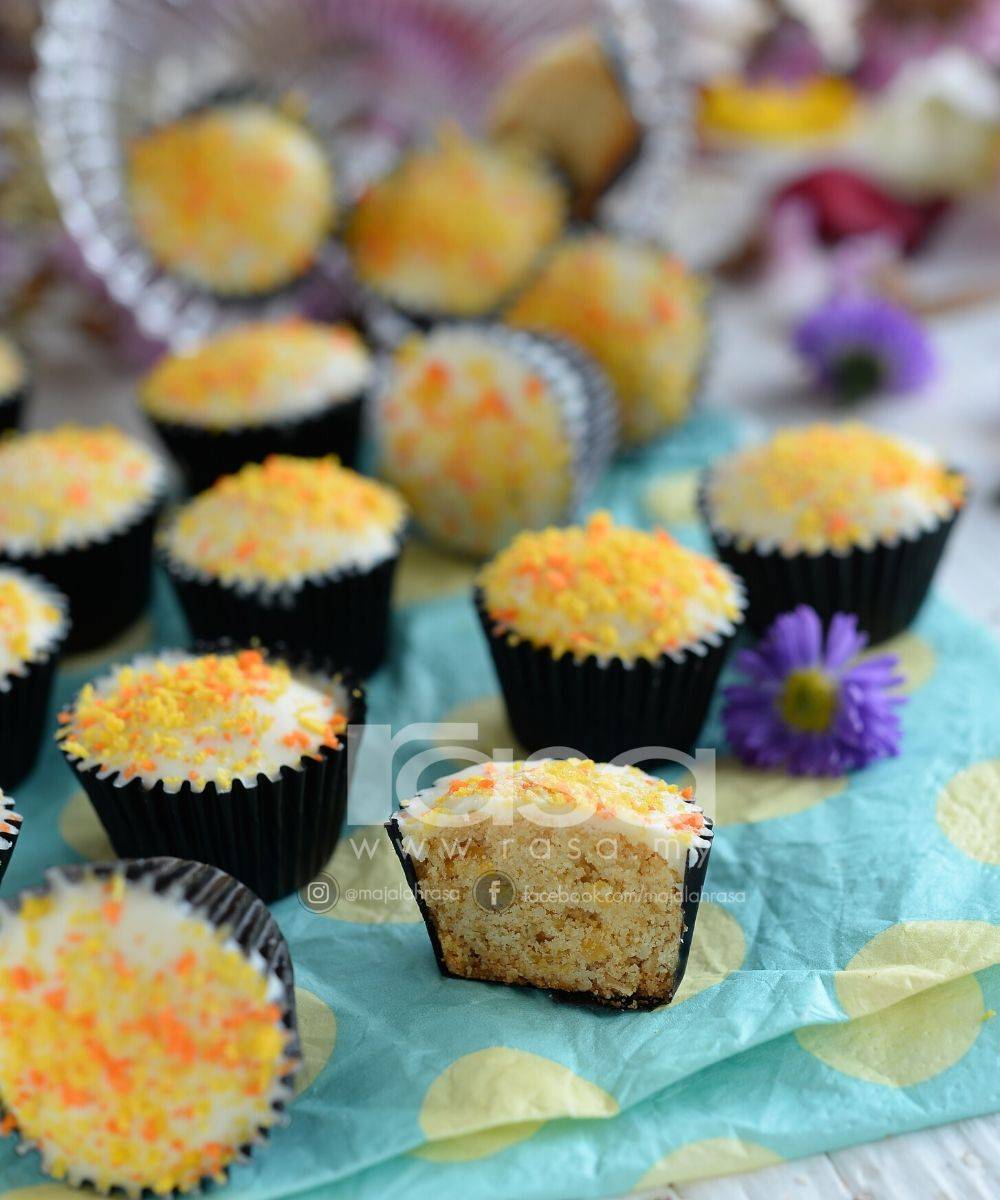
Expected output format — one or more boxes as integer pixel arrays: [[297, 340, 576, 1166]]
[[299, 871, 340, 914]]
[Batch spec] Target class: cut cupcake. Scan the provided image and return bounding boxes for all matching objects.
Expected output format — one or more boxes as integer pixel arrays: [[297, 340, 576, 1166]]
[[0, 566, 68, 790], [57, 647, 364, 901], [346, 124, 566, 320], [476, 511, 745, 762], [0, 334, 27, 433], [387, 758, 713, 1010], [0, 789, 23, 889], [128, 100, 335, 297], [506, 232, 710, 445], [375, 324, 615, 557], [159, 455, 407, 675], [0, 857, 299, 1194], [140, 319, 373, 492], [0, 425, 165, 652], [702, 422, 967, 643]]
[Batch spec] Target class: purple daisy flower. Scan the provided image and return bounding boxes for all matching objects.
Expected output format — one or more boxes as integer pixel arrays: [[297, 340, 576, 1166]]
[[723, 606, 905, 777], [795, 296, 936, 402]]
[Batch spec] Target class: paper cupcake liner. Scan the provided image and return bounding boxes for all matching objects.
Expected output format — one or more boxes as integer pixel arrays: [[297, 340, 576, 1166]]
[[474, 589, 739, 764], [0, 647, 63, 794], [0, 791, 23, 890], [59, 646, 366, 902], [152, 390, 365, 495], [700, 483, 963, 645], [0, 385, 26, 434], [162, 538, 403, 677], [0, 856, 299, 1192], [386, 816, 713, 1011]]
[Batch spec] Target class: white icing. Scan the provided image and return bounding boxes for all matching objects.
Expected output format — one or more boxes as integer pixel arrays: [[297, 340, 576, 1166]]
[[0, 567, 68, 688]]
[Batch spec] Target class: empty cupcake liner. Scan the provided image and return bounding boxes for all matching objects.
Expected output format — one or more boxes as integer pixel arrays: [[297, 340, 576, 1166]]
[[0, 855, 300, 1192], [0, 790, 23, 889], [474, 588, 741, 765], [152, 389, 365, 495], [700, 478, 964, 645], [59, 645, 366, 903]]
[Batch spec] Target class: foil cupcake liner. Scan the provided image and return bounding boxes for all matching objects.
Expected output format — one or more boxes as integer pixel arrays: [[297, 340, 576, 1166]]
[[161, 535, 403, 677], [700, 480, 963, 645], [0, 791, 23, 890], [386, 814, 713, 1011], [0, 856, 299, 1192], [474, 588, 740, 764], [59, 645, 366, 903], [152, 389, 365, 495]]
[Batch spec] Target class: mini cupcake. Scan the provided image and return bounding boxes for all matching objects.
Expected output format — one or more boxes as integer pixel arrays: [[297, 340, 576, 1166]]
[[345, 124, 566, 321], [57, 646, 364, 901], [506, 232, 710, 445], [128, 100, 336, 297], [476, 512, 745, 762], [0, 857, 299, 1193], [387, 758, 713, 1010], [0, 334, 28, 433], [0, 566, 69, 791], [702, 422, 967, 643], [0, 425, 166, 652], [159, 456, 407, 675], [376, 324, 616, 557], [0, 789, 23, 888], [140, 319, 373, 492]]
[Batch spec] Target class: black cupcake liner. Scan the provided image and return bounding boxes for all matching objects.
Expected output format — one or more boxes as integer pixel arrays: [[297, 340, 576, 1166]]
[[152, 390, 365, 495], [387, 814, 713, 1011], [0, 503, 161, 654], [0, 791, 23, 889], [0, 856, 299, 1192], [0, 648, 62, 794], [700, 481, 963, 645], [474, 589, 738, 765], [59, 645, 366, 903], [0, 384, 26, 435], [162, 540, 402, 677]]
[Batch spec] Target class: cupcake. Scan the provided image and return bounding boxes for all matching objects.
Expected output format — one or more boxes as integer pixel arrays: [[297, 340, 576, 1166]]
[[376, 324, 616, 557], [345, 124, 566, 321], [475, 512, 745, 762], [506, 232, 710, 445], [0, 566, 69, 791], [0, 789, 23, 889], [140, 319, 373, 493], [0, 425, 166, 652], [702, 422, 967, 643], [0, 857, 299, 1193], [128, 100, 336, 297], [57, 646, 364, 901], [0, 334, 27, 433], [159, 456, 407, 675], [387, 758, 713, 1010]]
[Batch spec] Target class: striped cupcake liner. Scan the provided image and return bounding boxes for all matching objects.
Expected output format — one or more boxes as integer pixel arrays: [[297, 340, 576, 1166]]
[[58, 645, 366, 903], [0, 856, 299, 1191]]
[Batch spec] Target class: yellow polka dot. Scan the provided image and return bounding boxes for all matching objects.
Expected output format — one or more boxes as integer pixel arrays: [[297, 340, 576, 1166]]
[[293, 986, 337, 1097], [937, 760, 1000, 866], [668, 903, 746, 1005], [58, 789, 114, 860], [60, 615, 155, 675], [859, 631, 935, 694], [644, 469, 700, 527], [439, 694, 525, 759], [1, 1186, 82, 1200], [712, 758, 844, 826], [635, 1137, 783, 1188], [319, 826, 421, 924], [395, 539, 478, 606], [420, 1048, 618, 1143], [410, 1121, 544, 1163]]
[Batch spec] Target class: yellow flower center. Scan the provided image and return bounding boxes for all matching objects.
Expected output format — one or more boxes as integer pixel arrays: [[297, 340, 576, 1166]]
[[779, 668, 839, 733]]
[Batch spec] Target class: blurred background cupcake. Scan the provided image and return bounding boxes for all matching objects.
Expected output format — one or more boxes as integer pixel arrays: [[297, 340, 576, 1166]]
[[376, 323, 615, 558], [140, 318, 374, 493], [0, 334, 27, 433], [0, 789, 23, 889]]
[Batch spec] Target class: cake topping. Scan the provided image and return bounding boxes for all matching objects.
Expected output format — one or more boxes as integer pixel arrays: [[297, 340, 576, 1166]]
[[378, 328, 575, 557], [706, 422, 966, 555], [128, 102, 335, 295], [141, 320, 372, 430], [346, 125, 565, 316], [0, 335, 25, 397], [0, 568, 66, 685], [479, 512, 743, 663], [160, 455, 405, 589], [0, 789, 22, 852], [0, 869, 294, 1194], [0, 425, 165, 554], [506, 233, 708, 444], [58, 648, 347, 793]]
